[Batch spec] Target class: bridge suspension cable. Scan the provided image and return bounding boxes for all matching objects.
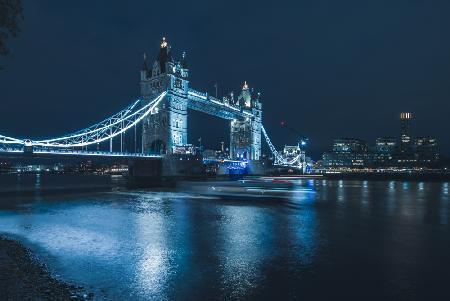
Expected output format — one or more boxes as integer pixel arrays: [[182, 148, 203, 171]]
[[0, 134, 24, 145], [0, 92, 166, 148], [261, 125, 302, 166]]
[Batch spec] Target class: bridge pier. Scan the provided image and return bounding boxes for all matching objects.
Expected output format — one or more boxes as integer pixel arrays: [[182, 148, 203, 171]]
[[127, 158, 163, 187], [127, 154, 205, 187]]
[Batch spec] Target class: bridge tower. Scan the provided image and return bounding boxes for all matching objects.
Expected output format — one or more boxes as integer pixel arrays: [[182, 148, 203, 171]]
[[230, 82, 262, 160], [140, 38, 189, 154]]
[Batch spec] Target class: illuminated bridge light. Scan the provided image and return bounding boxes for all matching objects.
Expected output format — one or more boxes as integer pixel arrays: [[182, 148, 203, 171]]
[[1, 90, 283, 163]]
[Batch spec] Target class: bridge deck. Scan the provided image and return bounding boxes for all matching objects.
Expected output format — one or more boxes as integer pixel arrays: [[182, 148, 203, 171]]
[[187, 89, 254, 120], [0, 149, 162, 159]]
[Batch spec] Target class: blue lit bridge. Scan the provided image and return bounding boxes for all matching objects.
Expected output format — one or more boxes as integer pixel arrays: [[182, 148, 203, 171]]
[[0, 38, 305, 176]]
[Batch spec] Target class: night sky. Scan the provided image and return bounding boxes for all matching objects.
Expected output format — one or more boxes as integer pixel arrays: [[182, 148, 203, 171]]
[[1, 0, 450, 159]]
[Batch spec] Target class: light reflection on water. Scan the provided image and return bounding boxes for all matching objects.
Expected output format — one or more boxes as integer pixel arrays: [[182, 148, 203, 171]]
[[218, 205, 268, 299], [134, 203, 172, 300], [0, 178, 450, 300]]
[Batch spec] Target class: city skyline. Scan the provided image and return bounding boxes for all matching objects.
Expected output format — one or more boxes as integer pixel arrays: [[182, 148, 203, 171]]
[[321, 112, 441, 169], [2, 2, 450, 300], [1, 1, 449, 159]]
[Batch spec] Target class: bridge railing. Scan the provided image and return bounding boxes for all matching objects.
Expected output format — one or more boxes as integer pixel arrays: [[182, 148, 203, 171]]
[[0, 146, 162, 158], [0, 146, 24, 153], [31, 148, 161, 158]]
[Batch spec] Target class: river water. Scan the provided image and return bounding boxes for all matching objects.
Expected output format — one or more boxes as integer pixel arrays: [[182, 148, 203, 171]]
[[0, 174, 449, 300]]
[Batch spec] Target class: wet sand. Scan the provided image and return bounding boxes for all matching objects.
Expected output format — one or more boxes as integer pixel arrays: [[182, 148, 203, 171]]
[[0, 236, 89, 301]]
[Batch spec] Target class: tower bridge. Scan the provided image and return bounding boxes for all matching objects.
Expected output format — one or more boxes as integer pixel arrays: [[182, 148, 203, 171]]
[[140, 37, 262, 161], [0, 38, 305, 175]]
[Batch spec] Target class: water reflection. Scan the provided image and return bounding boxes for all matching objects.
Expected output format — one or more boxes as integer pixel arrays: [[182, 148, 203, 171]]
[[34, 173, 41, 189], [290, 182, 319, 266], [418, 182, 425, 191], [35, 173, 42, 201], [440, 183, 449, 225], [337, 180, 345, 203], [443, 182, 449, 195], [1, 179, 450, 300], [389, 181, 396, 191], [402, 182, 409, 191], [134, 204, 171, 300], [360, 180, 370, 214], [218, 205, 268, 299]]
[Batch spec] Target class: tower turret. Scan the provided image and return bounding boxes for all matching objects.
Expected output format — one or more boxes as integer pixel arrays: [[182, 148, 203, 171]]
[[181, 51, 188, 69], [140, 53, 149, 81], [238, 81, 252, 108], [152, 37, 174, 77]]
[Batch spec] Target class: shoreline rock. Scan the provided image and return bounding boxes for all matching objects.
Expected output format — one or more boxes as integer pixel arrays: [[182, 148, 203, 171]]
[[0, 235, 91, 300]]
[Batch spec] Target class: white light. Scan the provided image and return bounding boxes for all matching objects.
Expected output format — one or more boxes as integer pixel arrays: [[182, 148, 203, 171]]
[[18, 92, 166, 148], [40, 99, 142, 143]]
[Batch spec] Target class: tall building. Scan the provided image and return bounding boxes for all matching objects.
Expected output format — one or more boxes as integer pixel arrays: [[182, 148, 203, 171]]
[[415, 136, 439, 165], [332, 138, 368, 153], [375, 137, 397, 154], [323, 138, 371, 169], [374, 137, 397, 166], [400, 112, 413, 154]]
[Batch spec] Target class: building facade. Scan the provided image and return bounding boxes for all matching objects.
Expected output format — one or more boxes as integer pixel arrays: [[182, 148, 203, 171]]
[[323, 138, 371, 169], [374, 137, 397, 166], [400, 112, 413, 156], [415, 136, 439, 165]]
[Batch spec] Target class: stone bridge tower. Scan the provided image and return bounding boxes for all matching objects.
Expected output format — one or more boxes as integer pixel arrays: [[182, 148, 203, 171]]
[[230, 82, 262, 160], [140, 38, 189, 154]]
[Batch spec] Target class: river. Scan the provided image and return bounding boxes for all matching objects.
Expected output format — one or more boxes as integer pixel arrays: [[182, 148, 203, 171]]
[[0, 174, 449, 300]]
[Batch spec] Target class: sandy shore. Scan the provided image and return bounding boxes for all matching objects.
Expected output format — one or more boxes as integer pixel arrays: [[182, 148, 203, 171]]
[[0, 236, 91, 300]]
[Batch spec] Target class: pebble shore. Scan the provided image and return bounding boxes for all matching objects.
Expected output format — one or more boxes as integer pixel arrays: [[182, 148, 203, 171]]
[[0, 236, 92, 301]]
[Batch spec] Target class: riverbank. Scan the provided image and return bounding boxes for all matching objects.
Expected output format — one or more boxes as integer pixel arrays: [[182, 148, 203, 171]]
[[0, 173, 126, 199], [0, 236, 90, 300], [321, 171, 450, 182]]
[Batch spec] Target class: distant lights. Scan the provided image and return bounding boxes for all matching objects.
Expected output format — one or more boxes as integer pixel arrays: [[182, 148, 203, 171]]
[[400, 112, 412, 120]]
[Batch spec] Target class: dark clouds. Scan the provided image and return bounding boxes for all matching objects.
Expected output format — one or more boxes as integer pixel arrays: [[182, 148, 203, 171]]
[[1, 0, 449, 159]]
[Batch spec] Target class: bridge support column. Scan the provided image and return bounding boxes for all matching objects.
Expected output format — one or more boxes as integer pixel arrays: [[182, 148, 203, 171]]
[[229, 82, 262, 161], [229, 116, 261, 161], [140, 38, 189, 155]]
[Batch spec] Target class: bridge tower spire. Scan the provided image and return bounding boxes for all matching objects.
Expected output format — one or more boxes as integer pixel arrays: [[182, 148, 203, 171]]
[[140, 37, 189, 154], [140, 52, 148, 81]]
